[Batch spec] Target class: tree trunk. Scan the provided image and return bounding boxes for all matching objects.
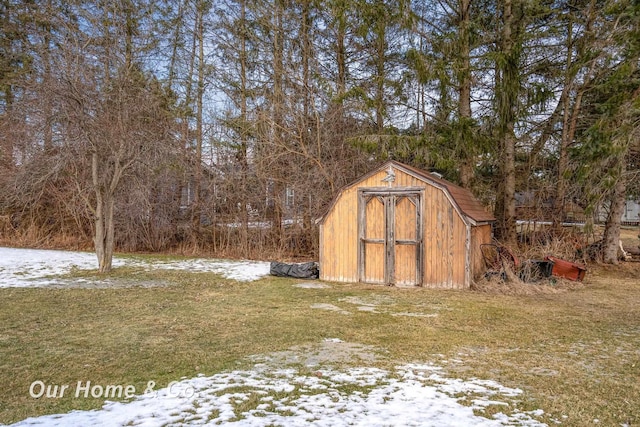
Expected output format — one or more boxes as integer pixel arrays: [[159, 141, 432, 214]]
[[191, 1, 205, 247], [0, 87, 15, 174], [553, 89, 586, 232], [103, 196, 116, 272], [494, 0, 518, 246], [239, 0, 249, 257], [457, 0, 473, 188], [501, 132, 517, 246], [335, 5, 346, 103], [300, 0, 313, 251], [167, 0, 185, 89], [553, 0, 598, 233], [375, 14, 386, 133], [271, 0, 286, 246], [602, 164, 626, 264], [93, 164, 105, 270], [92, 151, 115, 273], [333, 0, 348, 156], [42, 2, 53, 151], [94, 197, 115, 273]]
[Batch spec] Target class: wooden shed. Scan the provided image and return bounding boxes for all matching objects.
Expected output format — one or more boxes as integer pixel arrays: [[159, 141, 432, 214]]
[[318, 160, 495, 288]]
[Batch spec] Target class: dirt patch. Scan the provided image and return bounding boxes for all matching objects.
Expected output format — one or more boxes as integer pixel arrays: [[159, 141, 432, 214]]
[[391, 312, 438, 318], [339, 294, 399, 313], [336, 295, 440, 318], [248, 339, 384, 368], [340, 295, 395, 307], [295, 282, 331, 289], [528, 367, 559, 376], [310, 303, 351, 315]]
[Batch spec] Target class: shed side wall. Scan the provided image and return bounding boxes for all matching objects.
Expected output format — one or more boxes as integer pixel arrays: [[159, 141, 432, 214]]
[[470, 224, 493, 278]]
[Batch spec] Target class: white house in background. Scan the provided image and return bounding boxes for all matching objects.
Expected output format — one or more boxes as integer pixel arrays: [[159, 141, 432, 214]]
[[622, 199, 640, 224], [596, 199, 640, 224]]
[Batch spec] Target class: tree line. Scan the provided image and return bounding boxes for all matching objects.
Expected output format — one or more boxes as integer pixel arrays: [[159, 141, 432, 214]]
[[0, 0, 638, 272]]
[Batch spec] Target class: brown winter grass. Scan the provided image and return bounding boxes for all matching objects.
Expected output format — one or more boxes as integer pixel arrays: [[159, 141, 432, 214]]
[[0, 221, 93, 251], [0, 259, 639, 426], [620, 226, 640, 251]]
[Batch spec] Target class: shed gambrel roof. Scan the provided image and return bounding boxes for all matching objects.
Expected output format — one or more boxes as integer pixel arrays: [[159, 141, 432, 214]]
[[397, 161, 495, 224], [319, 160, 495, 225]]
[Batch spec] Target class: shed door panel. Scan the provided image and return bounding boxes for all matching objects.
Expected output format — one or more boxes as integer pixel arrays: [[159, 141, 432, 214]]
[[394, 196, 420, 286], [395, 245, 417, 285], [365, 196, 385, 240], [363, 196, 386, 284], [360, 191, 422, 286]]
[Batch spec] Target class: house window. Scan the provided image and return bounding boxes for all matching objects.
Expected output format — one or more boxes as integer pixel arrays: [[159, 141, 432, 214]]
[[181, 181, 193, 209], [265, 179, 275, 208], [286, 187, 295, 209]]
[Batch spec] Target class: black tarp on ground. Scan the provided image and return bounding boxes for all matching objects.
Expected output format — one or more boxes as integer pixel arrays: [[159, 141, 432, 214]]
[[270, 261, 319, 279]]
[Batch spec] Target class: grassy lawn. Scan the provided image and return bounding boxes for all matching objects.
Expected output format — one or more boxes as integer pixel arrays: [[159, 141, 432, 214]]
[[0, 260, 639, 426]]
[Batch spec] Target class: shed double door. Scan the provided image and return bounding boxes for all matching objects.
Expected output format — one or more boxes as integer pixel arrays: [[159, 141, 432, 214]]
[[359, 190, 423, 286]]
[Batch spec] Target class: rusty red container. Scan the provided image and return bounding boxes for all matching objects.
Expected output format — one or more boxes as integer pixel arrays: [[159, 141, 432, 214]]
[[544, 256, 587, 281]]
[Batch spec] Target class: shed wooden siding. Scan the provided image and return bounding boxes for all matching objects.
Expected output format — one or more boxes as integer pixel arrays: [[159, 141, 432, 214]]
[[320, 167, 472, 288], [319, 189, 359, 282], [471, 223, 492, 278], [422, 188, 468, 288]]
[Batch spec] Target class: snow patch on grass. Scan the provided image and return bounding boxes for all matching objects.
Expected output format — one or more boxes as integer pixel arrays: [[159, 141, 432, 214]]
[[0, 247, 270, 287], [5, 362, 547, 427]]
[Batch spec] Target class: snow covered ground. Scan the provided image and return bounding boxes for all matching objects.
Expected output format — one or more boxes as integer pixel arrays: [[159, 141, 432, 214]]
[[0, 247, 271, 287], [5, 359, 546, 427]]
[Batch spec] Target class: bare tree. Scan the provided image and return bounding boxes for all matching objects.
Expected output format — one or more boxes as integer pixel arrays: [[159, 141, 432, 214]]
[[56, 0, 177, 272]]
